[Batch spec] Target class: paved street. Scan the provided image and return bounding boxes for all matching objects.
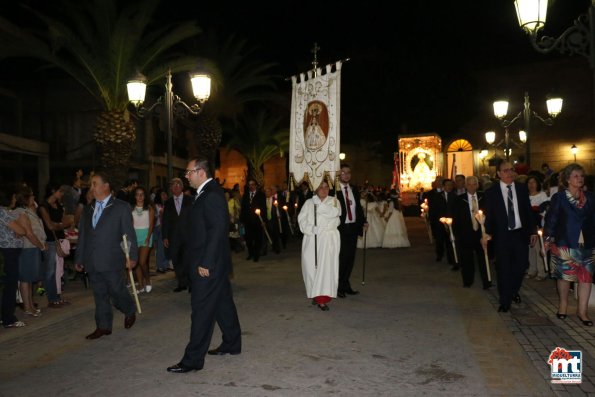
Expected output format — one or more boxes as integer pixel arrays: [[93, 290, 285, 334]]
[[1, 217, 594, 396]]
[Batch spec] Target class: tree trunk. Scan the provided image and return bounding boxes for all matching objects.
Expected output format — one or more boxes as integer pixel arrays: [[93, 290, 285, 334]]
[[94, 110, 136, 190], [250, 163, 264, 187]]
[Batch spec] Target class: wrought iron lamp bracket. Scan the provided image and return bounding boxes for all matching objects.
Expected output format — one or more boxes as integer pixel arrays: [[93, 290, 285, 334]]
[[529, 13, 591, 62]]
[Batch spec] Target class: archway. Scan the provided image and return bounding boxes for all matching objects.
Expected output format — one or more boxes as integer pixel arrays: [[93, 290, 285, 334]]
[[446, 139, 474, 178]]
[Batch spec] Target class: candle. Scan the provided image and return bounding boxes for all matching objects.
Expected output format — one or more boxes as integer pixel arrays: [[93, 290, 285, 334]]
[[474, 210, 491, 282], [255, 209, 272, 244], [273, 200, 282, 232], [537, 229, 549, 274], [282, 205, 294, 234]]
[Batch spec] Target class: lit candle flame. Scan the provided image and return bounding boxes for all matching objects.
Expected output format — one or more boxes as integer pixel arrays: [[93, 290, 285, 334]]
[[255, 209, 261, 215], [282, 205, 288, 211]]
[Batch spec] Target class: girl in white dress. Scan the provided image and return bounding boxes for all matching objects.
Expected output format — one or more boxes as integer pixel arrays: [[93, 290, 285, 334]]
[[357, 192, 384, 248], [298, 181, 341, 311], [382, 191, 410, 248]]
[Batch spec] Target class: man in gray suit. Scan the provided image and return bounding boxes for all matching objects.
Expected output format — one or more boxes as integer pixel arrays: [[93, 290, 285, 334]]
[[75, 171, 138, 340]]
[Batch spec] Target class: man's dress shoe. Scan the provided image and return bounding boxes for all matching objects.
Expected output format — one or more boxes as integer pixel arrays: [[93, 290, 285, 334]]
[[337, 291, 346, 298], [246, 256, 252, 260], [124, 314, 136, 329], [86, 328, 112, 340], [173, 286, 187, 292], [207, 348, 241, 356], [345, 289, 359, 295], [513, 294, 522, 304], [497, 305, 510, 313], [167, 363, 200, 373]]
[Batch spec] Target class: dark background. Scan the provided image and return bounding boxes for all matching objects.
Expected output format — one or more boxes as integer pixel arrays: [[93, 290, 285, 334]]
[[1, 0, 591, 159]]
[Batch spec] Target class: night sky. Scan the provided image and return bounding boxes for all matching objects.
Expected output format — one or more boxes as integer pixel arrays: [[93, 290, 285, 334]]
[[182, 1, 590, 153], [1, 0, 592, 161]]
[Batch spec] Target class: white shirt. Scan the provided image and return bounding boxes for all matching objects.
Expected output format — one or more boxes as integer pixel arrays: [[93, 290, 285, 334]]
[[467, 192, 478, 215], [340, 183, 356, 224], [499, 181, 522, 230], [195, 178, 213, 198], [173, 193, 184, 215]]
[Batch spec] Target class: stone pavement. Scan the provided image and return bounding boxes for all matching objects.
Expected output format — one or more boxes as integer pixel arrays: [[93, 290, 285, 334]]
[[0, 217, 592, 396]]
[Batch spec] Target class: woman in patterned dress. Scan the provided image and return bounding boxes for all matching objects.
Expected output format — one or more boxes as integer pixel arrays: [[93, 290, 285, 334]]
[[544, 164, 595, 325]]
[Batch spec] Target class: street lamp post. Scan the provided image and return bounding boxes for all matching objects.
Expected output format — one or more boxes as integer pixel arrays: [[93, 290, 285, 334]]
[[515, 0, 595, 124], [571, 144, 578, 161], [485, 91, 562, 164], [127, 69, 211, 182]]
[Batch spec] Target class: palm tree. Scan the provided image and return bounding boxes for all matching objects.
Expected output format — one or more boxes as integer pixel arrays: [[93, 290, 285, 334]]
[[225, 109, 289, 187], [183, 33, 280, 166], [0, 0, 210, 187]]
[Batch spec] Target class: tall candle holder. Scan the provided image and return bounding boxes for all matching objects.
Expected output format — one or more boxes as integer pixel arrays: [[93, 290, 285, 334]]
[[474, 210, 492, 282], [255, 208, 273, 244]]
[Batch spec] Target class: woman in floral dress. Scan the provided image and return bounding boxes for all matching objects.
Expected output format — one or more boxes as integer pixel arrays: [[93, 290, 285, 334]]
[[544, 164, 595, 326]]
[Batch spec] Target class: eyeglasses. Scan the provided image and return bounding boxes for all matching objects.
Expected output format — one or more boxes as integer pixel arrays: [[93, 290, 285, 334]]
[[500, 168, 514, 173], [185, 168, 201, 176]]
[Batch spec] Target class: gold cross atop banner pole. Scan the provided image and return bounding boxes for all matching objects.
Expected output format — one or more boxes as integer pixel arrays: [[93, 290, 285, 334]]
[[311, 42, 320, 77]]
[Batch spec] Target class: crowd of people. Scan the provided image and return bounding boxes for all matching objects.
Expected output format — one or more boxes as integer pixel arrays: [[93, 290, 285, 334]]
[[4, 155, 592, 373], [0, 162, 413, 329], [423, 160, 595, 325]]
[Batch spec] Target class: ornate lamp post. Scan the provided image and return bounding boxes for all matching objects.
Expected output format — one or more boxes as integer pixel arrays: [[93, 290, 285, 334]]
[[485, 91, 562, 163], [127, 69, 211, 182], [515, 0, 595, 124]]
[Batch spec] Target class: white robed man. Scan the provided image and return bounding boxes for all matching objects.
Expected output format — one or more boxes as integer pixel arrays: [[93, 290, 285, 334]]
[[298, 181, 341, 311]]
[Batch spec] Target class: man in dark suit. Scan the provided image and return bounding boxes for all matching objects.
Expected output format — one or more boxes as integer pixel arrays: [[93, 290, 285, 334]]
[[272, 184, 290, 248], [240, 179, 266, 262], [452, 176, 491, 289], [428, 178, 456, 268], [74, 171, 138, 340], [162, 177, 193, 292], [335, 164, 366, 298], [483, 160, 537, 313], [264, 186, 282, 254], [167, 157, 241, 373]]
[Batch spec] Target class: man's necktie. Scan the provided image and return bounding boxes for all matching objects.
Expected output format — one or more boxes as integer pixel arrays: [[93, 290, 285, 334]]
[[250, 192, 254, 202], [267, 198, 272, 220], [175, 196, 181, 215], [507, 185, 516, 229], [471, 195, 479, 231], [444, 192, 448, 202], [92, 200, 104, 228], [344, 186, 353, 221]]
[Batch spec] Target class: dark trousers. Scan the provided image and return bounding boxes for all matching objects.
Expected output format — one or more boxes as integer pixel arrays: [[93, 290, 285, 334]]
[[432, 223, 455, 264], [245, 223, 263, 260], [0, 248, 22, 325], [459, 241, 490, 288], [265, 221, 281, 254], [495, 230, 529, 306], [339, 223, 359, 293], [88, 270, 135, 330], [182, 274, 241, 369], [170, 246, 189, 289]]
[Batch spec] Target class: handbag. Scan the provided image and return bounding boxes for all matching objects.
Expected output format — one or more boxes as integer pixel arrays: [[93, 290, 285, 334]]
[[52, 231, 70, 258]]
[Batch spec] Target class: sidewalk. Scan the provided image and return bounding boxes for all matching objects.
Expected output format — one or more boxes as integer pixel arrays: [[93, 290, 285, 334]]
[[0, 217, 589, 396]]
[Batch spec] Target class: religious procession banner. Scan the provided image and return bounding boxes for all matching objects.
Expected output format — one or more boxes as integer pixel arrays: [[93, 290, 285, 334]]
[[289, 61, 342, 192]]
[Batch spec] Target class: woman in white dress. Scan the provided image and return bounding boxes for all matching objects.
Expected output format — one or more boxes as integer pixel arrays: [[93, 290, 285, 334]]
[[382, 190, 411, 248], [298, 181, 341, 311], [357, 191, 384, 249]]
